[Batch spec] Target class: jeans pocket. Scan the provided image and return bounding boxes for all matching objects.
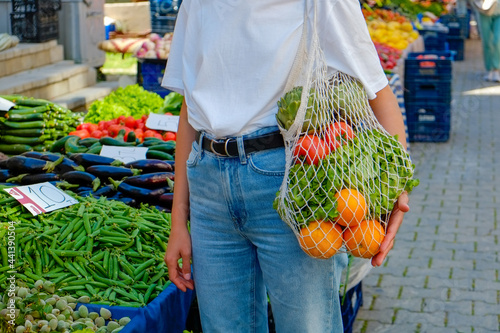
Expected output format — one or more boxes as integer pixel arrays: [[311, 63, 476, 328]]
[[248, 147, 286, 176], [186, 141, 201, 167]]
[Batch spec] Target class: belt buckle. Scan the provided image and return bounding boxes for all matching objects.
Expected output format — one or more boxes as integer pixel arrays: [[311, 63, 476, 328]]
[[210, 138, 231, 156]]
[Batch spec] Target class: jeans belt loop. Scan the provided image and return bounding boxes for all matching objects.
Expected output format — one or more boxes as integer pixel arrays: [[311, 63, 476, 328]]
[[236, 136, 247, 164]]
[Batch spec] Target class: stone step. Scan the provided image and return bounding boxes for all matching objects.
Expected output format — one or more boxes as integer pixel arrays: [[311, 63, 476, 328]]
[[0, 60, 96, 101], [0, 40, 64, 78], [53, 81, 121, 112]]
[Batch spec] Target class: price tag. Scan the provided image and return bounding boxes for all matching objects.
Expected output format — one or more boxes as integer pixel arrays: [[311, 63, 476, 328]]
[[146, 113, 179, 132], [0, 97, 15, 111], [100, 145, 148, 163], [3, 182, 78, 216]]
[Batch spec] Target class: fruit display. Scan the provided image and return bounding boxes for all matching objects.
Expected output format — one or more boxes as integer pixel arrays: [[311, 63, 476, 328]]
[[0, 96, 82, 155], [363, 8, 419, 51], [373, 42, 403, 72]]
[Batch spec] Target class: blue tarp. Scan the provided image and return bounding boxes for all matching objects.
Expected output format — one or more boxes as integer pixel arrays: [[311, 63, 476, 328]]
[[77, 283, 195, 333]]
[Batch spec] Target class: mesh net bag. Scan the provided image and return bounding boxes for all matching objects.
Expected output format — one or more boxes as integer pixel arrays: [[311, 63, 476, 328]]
[[273, 1, 419, 260]]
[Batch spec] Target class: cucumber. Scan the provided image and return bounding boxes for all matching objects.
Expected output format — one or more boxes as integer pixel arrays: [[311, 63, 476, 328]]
[[0, 144, 33, 155], [146, 150, 174, 160]]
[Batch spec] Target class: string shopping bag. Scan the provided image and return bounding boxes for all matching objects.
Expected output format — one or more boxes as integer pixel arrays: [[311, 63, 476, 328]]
[[273, 1, 419, 260]]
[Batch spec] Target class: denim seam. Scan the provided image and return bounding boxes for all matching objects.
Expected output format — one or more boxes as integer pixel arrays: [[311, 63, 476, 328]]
[[247, 155, 286, 177]]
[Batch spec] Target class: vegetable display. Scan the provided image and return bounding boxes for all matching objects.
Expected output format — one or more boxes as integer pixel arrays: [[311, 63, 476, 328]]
[[0, 194, 172, 308], [0, 151, 175, 211], [83, 85, 165, 124], [0, 278, 130, 333], [0, 96, 81, 155]]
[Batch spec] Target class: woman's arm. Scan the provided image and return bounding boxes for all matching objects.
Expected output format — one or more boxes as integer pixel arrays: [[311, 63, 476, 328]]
[[368, 84, 410, 266], [164, 101, 196, 291]]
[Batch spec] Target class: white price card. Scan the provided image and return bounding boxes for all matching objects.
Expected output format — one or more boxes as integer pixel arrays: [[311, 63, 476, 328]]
[[100, 145, 148, 163], [3, 182, 78, 216], [146, 113, 180, 132], [0, 97, 15, 111]]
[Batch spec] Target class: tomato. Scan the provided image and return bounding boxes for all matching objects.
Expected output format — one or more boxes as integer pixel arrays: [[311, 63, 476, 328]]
[[294, 135, 330, 165], [325, 122, 354, 149], [107, 124, 124, 137], [134, 129, 144, 142], [89, 130, 103, 138], [153, 132, 163, 139], [162, 132, 176, 141], [69, 129, 90, 139], [143, 130, 158, 138], [124, 116, 136, 129]]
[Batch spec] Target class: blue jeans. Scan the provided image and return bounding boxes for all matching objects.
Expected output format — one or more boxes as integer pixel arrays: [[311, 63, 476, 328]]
[[187, 126, 348, 333]]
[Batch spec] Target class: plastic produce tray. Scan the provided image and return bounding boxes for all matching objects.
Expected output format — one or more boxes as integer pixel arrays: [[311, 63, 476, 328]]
[[439, 14, 469, 37], [76, 282, 195, 333], [404, 51, 454, 82], [419, 26, 449, 51], [405, 100, 451, 142], [137, 58, 172, 98], [10, 10, 59, 43]]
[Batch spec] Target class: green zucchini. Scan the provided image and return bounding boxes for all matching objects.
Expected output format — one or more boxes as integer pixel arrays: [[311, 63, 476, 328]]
[[0, 143, 33, 154]]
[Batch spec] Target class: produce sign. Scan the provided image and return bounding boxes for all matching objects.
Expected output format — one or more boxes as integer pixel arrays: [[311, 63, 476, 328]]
[[3, 182, 78, 216], [0, 194, 172, 308], [0, 96, 81, 155]]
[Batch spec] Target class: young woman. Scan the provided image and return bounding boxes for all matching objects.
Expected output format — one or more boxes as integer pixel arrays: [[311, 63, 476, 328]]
[[162, 1, 410, 331]]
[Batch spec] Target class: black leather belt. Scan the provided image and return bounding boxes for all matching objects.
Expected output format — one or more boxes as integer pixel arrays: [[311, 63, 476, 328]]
[[195, 131, 284, 157]]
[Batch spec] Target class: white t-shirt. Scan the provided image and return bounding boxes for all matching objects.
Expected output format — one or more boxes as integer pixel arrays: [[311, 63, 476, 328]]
[[162, 0, 388, 138]]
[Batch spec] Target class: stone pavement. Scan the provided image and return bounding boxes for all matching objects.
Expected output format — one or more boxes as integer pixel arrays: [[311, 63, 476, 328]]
[[352, 39, 500, 333]]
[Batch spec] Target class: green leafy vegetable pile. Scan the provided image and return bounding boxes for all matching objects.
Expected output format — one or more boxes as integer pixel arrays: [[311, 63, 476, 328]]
[[84, 85, 164, 124]]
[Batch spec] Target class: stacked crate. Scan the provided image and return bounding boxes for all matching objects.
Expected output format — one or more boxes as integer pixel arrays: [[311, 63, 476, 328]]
[[10, 0, 61, 43], [404, 51, 454, 142], [439, 14, 469, 61], [149, 0, 182, 35]]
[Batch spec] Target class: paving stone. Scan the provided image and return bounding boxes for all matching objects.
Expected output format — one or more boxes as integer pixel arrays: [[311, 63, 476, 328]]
[[446, 313, 499, 332], [393, 309, 446, 327]]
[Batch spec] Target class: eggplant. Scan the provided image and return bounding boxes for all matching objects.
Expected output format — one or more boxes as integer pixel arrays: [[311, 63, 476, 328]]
[[32, 153, 84, 174], [158, 192, 174, 210], [0, 160, 8, 169], [123, 172, 174, 189], [117, 182, 170, 202], [124, 159, 175, 173], [17, 173, 60, 185], [0, 169, 12, 182], [92, 184, 116, 197], [21, 151, 48, 159], [154, 205, 172, 213], [6, 156, 57, 174], [69, 153, 123, 168], [86, 165, 140, 180], [60, 171, 101, 191], [106, 192, 137, 206]]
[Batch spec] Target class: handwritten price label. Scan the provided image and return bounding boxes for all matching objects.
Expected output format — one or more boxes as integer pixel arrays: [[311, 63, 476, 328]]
[[145, 113, 179, 132], [0, 97, 15, 111], [3, 182, 78, 216], [100, 145, 148, 163]]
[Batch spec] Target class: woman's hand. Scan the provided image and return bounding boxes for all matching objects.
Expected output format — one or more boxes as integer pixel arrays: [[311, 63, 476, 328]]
[[371, 192, 410, 267], [164, 225, 194, 292]]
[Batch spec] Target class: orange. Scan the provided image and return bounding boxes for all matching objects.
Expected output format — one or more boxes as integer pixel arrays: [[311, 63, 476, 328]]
[[343, 219, 386, 258], [299, 220, 343, 259], [334, 189, 367, 227]]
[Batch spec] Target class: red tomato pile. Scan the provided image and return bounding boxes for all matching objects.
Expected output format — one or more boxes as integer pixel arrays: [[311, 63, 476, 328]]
[[70, 114, 177, 142]]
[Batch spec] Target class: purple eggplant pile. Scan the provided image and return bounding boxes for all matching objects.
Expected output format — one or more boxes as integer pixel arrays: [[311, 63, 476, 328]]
[[0, 152, 175, 212]]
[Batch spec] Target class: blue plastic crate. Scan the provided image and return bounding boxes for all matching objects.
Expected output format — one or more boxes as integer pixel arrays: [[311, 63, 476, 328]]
[[76, 282, 195, 333], [405, 51, 454, 82], [137, 58, 171, 98], [419, 26, 449, 51], [439, 14, 469, 38], [341, 282, 363, 333], [150, 0, 182, 34], [446, 36, 465, 61], [404, 79, 452, 104], [405, 100, 451, 142]]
